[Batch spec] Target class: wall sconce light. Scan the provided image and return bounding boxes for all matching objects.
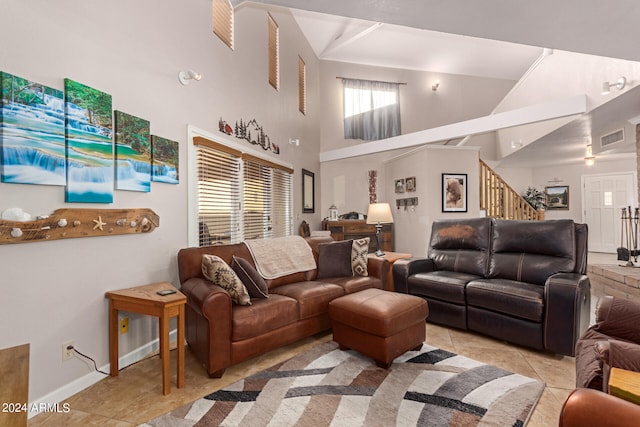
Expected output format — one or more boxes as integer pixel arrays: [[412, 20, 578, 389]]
[[584, 144, 595, 166], [431, 80, 440, 91], [178, 70, 202, 85], [601, 76, 626, 95], [288, 138, 300, 146]]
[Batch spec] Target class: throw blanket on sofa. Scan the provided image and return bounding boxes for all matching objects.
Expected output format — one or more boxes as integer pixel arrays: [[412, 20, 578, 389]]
[[244, 236, 317, 279]]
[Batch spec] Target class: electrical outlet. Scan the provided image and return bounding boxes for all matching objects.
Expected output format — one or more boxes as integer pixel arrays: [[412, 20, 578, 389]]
[[62, 340, 74, 361], [120, 317, 129, 334]]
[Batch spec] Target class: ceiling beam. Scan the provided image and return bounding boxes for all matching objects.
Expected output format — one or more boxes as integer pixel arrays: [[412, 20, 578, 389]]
[[245, 0, 640, 62], [320, 22, 384, 58], [319, 95, 587, 162]]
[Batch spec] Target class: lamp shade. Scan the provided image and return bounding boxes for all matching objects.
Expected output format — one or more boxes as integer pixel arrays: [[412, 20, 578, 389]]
[[366, 203, 393, 224]]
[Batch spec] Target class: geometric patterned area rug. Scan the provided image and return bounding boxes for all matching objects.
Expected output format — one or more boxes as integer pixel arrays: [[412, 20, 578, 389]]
[[141, 340, 544, 427]]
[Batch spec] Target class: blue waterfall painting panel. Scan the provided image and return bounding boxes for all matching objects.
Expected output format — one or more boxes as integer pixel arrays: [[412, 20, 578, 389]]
[[64, 79, 113, 203], [114, 111, 151, 192], [0, 72, 66, 185], [151, 135, 179, 184]]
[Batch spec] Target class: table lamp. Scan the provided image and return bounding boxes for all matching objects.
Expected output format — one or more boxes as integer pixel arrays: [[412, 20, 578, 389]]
[[366, 202, 394, 256]]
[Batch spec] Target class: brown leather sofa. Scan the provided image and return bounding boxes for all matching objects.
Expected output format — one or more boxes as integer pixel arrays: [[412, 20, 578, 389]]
[[559, 388, 640, 426], [177, 237, 389, 377], [393, 217, 590, 356], [575, 296, 640, 391]]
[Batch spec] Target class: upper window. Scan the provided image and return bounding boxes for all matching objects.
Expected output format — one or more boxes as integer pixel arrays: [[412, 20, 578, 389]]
[[268, 13, 279, 90], [343, 78, 401, 141], [213, 0, 234, 50], [298, 56, 306, 115]]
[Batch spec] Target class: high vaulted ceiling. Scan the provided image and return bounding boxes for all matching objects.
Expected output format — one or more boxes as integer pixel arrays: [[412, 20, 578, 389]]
[[237, 1, 640, 167]]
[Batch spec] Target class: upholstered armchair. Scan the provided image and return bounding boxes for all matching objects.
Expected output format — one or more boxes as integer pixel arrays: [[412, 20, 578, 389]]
[[575, 296, 640, 391]]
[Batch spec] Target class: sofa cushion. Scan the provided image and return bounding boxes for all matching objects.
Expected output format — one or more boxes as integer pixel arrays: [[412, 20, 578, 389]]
[[428, 217, 492, 277], [270, 281, 344, 319], [231, 294, 299, 341], [231, 256, 268, 299], [202, 254, 251, 305], [351, 237, 369, 276], [466, 278, 545, 322], [490, 219, 576, 285], [317, 240, 353, 278], [408, 270, 479, 304], [324, 276, 383, 294]]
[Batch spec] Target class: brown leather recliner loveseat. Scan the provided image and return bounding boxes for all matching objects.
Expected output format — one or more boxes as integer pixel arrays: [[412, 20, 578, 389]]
[[177, 236, 389, 377], [393, 217, 590, 356]]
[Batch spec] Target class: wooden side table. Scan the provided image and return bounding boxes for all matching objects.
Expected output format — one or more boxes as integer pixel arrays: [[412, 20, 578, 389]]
[[105, 282, 186, 395], [609, 367, 640, 405], [368, 251, 412, 291]]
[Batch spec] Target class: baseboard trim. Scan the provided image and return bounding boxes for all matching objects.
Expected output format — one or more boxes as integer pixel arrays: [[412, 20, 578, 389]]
[[28, 329, 177, 419]]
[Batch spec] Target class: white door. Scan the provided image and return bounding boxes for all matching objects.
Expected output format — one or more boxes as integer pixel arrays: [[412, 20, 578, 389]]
[[583, 172, 637, 253]]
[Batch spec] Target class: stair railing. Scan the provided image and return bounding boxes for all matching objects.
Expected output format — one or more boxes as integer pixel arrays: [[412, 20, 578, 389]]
[[479, 160, 544, 220]]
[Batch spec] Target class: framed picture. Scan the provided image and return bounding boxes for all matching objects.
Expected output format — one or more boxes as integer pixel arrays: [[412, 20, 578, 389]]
[[545, 185, 569, 210], [405, 176, 416, 192], [151, 135, 179, 184], [302, 168, 314, 213], [395, 178, 405, 193], [442, 173, 467, 212]]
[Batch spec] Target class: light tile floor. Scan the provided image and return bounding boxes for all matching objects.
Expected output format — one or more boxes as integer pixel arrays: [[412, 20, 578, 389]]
[[29, 252, 617, 426]]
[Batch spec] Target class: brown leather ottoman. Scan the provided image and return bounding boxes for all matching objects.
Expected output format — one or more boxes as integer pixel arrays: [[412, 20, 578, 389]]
[[329, 288, 428, 368]]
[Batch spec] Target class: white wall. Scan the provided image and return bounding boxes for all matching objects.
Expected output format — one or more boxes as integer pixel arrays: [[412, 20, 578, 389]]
[[0, 0, 320, 404], [384, 146, 481, 256]]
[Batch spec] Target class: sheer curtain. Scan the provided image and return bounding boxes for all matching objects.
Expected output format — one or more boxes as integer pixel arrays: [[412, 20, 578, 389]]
[[343, 78, 401, 141]]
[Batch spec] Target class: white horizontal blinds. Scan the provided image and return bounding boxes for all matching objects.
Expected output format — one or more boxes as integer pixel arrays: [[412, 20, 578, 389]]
[[268, 13, 279, 90], [298, 56, 306, 114], [213, 0, 234, 50], [272, 168, 293, 237], [195, 138, 241, 246], [243, 157, 273, 240]]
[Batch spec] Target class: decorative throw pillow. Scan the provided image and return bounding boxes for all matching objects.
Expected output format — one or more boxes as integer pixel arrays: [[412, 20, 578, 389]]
[[231, 256, 269, 299], [202, 254, 251, 305], [351, 237, 369, 276], [317, 240, 353, 279]]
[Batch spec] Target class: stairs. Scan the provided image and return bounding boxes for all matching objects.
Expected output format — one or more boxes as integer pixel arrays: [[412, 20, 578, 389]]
[[479, 160, 544, 220]]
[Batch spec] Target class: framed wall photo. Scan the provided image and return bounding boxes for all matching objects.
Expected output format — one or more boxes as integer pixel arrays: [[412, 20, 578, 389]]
[[405, 176, 416, 192], [442, 173, 467, 212], [302, 169, 315, 213], [395, 178, 405, 193], [545, 185, 569, 210]]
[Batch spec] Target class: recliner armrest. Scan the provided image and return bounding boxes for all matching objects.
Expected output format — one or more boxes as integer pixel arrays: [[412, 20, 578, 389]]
[[544, 272, 591, 356], [392, 258, 434, 293], [560, 388, 640, 427], [595, 296, 640, 345]]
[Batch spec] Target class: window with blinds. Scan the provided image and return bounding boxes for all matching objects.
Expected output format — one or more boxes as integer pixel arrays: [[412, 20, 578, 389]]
[[194, 136, 292, 246], [196, 140, 241, 246], [213, 0, 234, 50], [298, 56, 306, 115], [268, 13, 279, 90]]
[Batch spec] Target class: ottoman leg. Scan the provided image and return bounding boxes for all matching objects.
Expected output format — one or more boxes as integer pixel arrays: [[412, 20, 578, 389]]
[[376, 360, 392, 369], [412, 343, 423, 351], [338, 344, 350, 351]]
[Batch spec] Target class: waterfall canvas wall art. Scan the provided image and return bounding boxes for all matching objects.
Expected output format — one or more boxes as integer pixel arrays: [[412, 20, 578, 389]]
[[64, 79, 113, 203], [0, 72, 66, 185], [114, 111, 151, 192], [151, 135, 179, 184]]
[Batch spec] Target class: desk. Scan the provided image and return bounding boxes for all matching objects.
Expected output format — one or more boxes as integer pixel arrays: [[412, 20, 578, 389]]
[[609, 367, 640, 405], [368, 251, 412, 291], [105, 282, 186, 395]]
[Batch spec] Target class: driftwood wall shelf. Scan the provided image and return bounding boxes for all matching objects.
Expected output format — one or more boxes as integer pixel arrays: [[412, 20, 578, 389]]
[[0, 208, 159, 245]]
